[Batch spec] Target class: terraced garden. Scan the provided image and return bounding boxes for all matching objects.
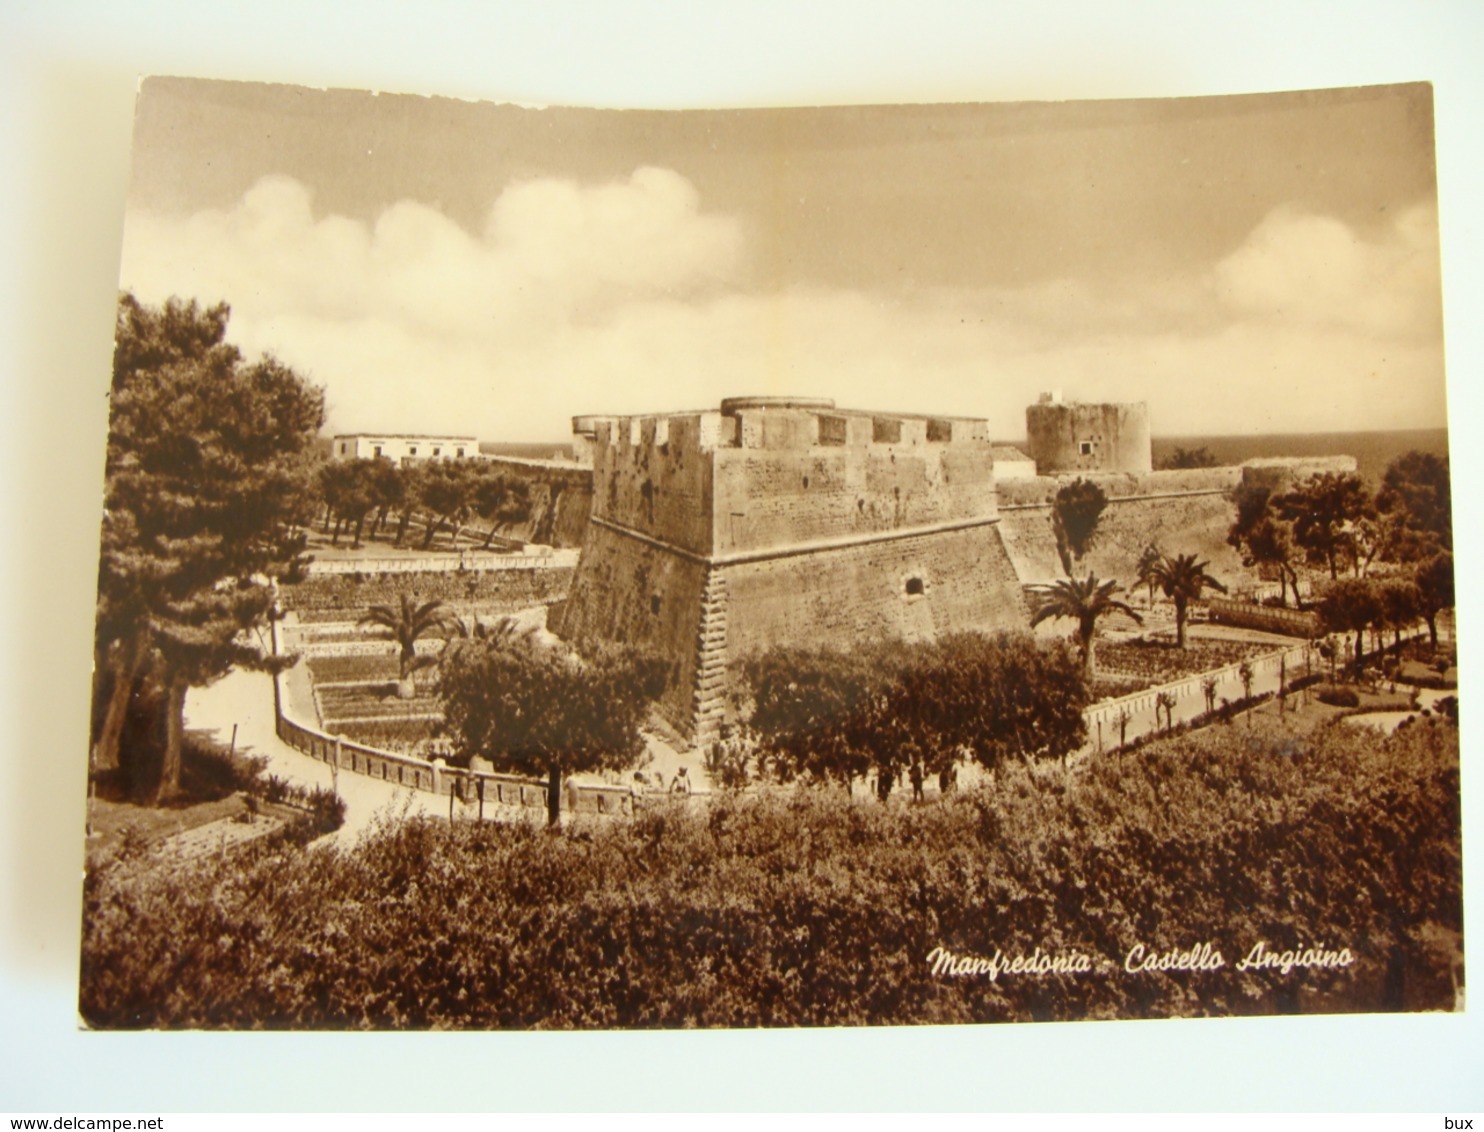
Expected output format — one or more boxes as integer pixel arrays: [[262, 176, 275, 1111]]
[[1092, 636, 1276, 697], [306, 653, 444, 751], [306, 653, 402, 684]]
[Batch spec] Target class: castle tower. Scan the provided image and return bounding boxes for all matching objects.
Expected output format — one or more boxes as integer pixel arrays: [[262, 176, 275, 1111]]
[[553, 397, 1030, 744], [1025, 392, 1152, 476]]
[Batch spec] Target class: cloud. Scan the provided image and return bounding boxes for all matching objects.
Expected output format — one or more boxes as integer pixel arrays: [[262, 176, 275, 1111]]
[[118, 174, 1446, 442], [1212, 202, 1443, 340], [122, 167, 744, 339]]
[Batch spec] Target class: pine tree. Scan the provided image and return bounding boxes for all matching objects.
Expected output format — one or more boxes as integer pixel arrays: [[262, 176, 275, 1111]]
[[94, 293, 324, 801]]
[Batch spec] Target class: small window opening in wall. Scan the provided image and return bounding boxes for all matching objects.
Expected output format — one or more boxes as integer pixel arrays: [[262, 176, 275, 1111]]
[[1079, 441, 1093, 456], [409, 446, 418, 456], [433, 447, 441, 456], [802, 475, 810, 489], [905, 576, 925, 596], [373, 445, 382, 456], [650, 594, 662, 615]]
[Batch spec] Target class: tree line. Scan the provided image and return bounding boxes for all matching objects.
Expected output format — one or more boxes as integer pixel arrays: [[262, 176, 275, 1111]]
[[1222, 459, 1454, 666], [316, 453, 531, 551], [424, 625, 1093, 819], [1227, 459, 1451, 595]]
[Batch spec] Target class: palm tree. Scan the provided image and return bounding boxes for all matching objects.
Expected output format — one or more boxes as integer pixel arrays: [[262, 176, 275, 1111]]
[[1030, 574, 1143, 678], [1146, 553, 1229, 648], [359, 594, 458, 697], [439, 613, 537, 664]]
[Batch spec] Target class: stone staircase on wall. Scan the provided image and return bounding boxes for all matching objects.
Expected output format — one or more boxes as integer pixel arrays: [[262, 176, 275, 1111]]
[[691, 569, 730, 746]]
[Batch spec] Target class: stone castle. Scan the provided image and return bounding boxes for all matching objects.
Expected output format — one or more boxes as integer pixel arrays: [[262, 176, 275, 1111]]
[[554, 397, 1029, 742], [554, 393, 1353, 743]]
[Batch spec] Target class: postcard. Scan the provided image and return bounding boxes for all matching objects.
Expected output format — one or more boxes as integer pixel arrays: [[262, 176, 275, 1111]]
[[80, 76, 1459, 1030]]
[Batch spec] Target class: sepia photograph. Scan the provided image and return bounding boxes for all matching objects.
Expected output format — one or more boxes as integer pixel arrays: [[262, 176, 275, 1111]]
[[76, 75, 1461, 1034]]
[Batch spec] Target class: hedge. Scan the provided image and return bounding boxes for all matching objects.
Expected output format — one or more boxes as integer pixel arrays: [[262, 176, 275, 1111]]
[[80, 715, 1461, 1029]]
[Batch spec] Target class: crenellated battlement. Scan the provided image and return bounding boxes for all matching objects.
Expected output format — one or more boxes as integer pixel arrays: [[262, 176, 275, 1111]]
[[573, 397, 1000, 559], [576, 397, 992, 462]]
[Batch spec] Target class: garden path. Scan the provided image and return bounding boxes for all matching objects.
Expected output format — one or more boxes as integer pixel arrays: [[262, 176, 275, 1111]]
[[185, 668, 448, 844]]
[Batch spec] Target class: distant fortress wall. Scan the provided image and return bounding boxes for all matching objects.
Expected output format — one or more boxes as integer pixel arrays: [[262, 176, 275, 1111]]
[[480, 456, 593, 549], [994, 458, 1358, 585]]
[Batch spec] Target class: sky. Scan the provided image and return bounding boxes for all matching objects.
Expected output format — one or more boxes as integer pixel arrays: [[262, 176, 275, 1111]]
[[118, 78, 1447, 443]]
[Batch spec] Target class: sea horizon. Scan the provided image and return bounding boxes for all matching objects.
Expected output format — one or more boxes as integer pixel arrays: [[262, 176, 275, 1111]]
[[1145, 427, 1449, 485]]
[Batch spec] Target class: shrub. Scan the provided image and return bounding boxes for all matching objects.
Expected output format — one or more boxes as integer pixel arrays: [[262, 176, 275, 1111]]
[[1433, 695, 1458, 723], [1314, 683, 1360, 708], [301, 786, 348, 840], [80, 718, 1461, 1029], [178, 735, 268, 801]]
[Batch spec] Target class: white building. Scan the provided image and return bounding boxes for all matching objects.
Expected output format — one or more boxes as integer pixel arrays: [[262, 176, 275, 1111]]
[[991, 445, 1038, 480], [331, 434, 480, 464]]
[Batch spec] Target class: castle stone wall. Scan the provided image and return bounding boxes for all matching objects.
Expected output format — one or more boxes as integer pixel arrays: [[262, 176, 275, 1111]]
[[996, 509, 1067, 585], [1078, 492, 1247, 582], [721, 522, 1027, 663], [483, 457, 594, 549], [996, 467, 1241, 509], [552, 520, 711, 734], [995, 456, 1359, 587], [997, 492, 1246, 587], [589, 413, 719, 555], [1239, 456, 1359, 494]]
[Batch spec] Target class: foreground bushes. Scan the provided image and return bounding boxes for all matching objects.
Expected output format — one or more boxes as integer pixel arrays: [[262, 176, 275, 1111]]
[[80, 718, 1461, 1029]]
